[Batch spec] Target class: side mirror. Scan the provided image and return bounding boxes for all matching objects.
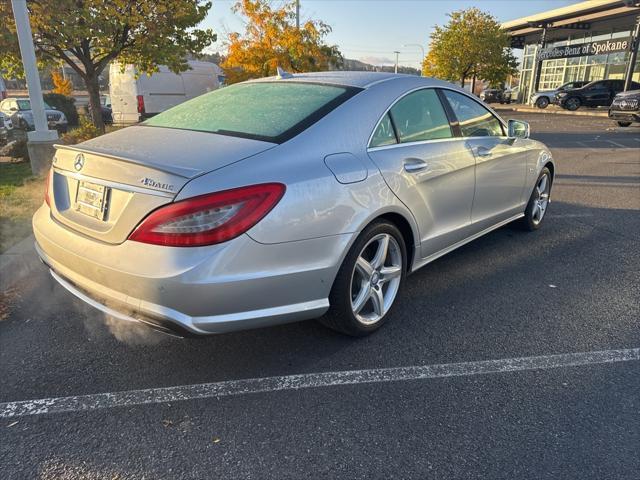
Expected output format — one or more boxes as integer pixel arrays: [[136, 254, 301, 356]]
[[508, 119, 529, 139]]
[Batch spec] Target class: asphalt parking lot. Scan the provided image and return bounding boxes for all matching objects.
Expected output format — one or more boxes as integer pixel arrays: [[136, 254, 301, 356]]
[[1, 112, 639, 479]]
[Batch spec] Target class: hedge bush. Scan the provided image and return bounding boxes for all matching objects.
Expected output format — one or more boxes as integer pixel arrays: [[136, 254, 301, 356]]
[[43, 93, 79, 127]]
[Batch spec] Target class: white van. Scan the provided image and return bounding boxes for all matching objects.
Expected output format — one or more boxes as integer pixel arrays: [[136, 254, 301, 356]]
[[109, 61, 223, 124]]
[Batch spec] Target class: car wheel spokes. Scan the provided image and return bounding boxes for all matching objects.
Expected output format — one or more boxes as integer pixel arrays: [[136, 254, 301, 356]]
[[350, 233, 402, 325], [532, 173, 550, 225]]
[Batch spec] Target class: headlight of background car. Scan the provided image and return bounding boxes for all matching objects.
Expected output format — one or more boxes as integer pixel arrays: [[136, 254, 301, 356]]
[[58, 113, 67, 123], [557, 92, 568, 98]]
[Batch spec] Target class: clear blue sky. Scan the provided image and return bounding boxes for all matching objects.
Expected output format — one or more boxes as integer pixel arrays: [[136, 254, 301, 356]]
[[202, 0, 578, 69]]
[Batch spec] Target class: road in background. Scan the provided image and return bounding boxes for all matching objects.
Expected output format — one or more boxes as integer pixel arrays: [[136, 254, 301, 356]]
[[1, 113, 639, 479]]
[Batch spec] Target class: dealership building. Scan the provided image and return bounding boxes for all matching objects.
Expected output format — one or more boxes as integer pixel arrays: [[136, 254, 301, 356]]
[[503, 0, 640, 102]]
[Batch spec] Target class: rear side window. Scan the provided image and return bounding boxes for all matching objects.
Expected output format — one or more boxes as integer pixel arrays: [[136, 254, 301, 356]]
[[442, 90, 504, 137], [370, 113, 397, 147], [143, 81, 361, 143], [389, 89, 452, 143]]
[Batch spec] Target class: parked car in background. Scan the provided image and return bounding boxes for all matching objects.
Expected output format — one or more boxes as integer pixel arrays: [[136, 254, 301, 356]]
[[502, 85, 519, 104], [608, 89, 640, 127], [479, 88, 504, 104], [33, 72, 554, 337], [0, 111, 13, 145], [109, 60, 222, 124], [0, 97, 68, 133], [554, 79, 640, 111], [88, 96, 113, 125], [530, 81, 588, 109]]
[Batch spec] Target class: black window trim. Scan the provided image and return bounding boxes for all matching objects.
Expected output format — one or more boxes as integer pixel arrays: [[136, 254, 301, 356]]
[[438, 87, 507, 138], [367, 86, 459, 149]]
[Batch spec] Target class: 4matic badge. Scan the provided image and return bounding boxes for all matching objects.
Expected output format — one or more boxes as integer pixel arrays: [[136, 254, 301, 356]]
[[140, 177, 176, 192]]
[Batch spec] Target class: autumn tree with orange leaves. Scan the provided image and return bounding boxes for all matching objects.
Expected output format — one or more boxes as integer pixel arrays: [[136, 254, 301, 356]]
[[222, 0, 342, 84]]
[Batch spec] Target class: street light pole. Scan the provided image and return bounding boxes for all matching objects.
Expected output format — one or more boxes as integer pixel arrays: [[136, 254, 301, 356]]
[[623, 15, 640, 91], [296, 0, 300, 29], [402, 43, 425, 76], [11, 0, 58, 174], [393, 51, 400, 74]]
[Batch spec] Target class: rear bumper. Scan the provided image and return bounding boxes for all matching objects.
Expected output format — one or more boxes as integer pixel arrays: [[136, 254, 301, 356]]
[[33, 205, 351, 335]]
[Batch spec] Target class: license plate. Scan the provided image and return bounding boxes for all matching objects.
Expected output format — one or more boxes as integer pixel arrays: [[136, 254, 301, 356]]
[[75, 181, 109, 220]]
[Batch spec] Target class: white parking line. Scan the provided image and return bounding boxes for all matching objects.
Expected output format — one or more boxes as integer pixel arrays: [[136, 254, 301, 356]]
[[1, 348, 638, 418]]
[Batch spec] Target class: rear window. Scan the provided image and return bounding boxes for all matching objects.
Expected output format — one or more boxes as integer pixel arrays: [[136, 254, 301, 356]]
[[143, 81, 361, 143]]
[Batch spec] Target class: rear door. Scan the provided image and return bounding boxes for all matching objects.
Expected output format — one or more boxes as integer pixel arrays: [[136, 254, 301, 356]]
[[440, 89, 528, 228], [109, 63, 140, 124], [367, 88, 477, 258]]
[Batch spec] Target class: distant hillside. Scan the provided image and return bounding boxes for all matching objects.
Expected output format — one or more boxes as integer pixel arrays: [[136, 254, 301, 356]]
[[338, 58, 420, 76]]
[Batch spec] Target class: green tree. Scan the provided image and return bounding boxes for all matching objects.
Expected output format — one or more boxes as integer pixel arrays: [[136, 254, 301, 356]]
[[0, 1, 216, 132], [422, 8, 517, 88], [222, 0, 342, 84]]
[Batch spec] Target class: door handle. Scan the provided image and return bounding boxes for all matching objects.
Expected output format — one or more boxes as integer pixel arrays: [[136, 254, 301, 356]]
[[475, 146, 492, 158], [403, 158, 429, 173]]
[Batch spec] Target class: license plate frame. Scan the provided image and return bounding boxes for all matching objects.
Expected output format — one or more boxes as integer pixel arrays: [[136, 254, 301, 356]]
[[75, 180, 109, 220]]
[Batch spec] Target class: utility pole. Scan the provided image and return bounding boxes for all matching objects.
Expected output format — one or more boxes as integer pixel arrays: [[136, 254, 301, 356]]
[[624, 15, 640, 91], [296, 0, 300, 29], [532, 24, 550, 93], [11, 0, 58, 175], [393, 51, 400, 74], [402, 43, 425, 76]]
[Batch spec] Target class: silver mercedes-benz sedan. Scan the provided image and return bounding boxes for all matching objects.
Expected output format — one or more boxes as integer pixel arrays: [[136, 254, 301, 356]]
[[33, 71, 554, 337]]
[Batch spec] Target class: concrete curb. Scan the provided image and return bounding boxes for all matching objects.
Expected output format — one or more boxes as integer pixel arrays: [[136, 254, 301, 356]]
[[494, 105, 609, 118], [0, 234, 42, 292]]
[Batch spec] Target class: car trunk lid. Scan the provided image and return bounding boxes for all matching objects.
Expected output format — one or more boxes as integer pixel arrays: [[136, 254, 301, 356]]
[[50, 125, 275, 244]]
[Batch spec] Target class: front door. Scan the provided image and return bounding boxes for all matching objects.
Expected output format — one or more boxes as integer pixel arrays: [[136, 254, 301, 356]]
[[440, 89, 529, 228]]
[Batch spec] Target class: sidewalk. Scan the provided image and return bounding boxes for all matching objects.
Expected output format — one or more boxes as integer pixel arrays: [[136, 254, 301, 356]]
[[494, 104, 609, 118], [0, 234, 41, 292]]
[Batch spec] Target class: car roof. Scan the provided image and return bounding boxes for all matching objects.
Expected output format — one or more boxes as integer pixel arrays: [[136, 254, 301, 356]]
[[250, 71, 439, 89]]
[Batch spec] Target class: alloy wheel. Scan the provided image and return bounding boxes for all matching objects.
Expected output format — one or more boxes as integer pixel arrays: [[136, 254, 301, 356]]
[[536, 97, 549, 108], [532, 173, 550, 225], [566, 98, 580, 110], [350, 233, 402, 325]]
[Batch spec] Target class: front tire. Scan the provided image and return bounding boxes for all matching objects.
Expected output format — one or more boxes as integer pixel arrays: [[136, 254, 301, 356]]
[[617, 121, 632, 127], [535, 97, 550, 109], [320, 220, 406, 336], [519, 167, 552, 231]]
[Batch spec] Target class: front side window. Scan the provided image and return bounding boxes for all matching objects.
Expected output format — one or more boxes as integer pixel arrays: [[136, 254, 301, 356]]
[[442, 90, 504, 137], [143, 81, 360, 143], [388, 88, 452, 143]]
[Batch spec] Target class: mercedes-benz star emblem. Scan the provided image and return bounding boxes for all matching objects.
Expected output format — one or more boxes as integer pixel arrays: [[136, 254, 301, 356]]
[[74, 153, 85, 171]]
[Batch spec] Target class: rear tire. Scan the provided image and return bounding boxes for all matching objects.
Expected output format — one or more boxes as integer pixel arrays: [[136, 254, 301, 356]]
[[564, 97, 581, 111], [617, 121, 632, 127], [320, 220, 407, 336], [518, 167, 552, 231]]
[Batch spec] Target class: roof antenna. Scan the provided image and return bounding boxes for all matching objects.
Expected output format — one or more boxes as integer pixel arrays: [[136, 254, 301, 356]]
[[276, 66, 293, 79]]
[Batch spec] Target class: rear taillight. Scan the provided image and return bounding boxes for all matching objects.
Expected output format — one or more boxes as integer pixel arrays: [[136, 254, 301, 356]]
[[129, 183, 286, 247], [136, 95, 145, 114], [44, 169, 53, 207]]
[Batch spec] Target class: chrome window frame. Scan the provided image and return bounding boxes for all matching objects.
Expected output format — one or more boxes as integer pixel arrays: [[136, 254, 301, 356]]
[[367, 85, 508, 152]]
